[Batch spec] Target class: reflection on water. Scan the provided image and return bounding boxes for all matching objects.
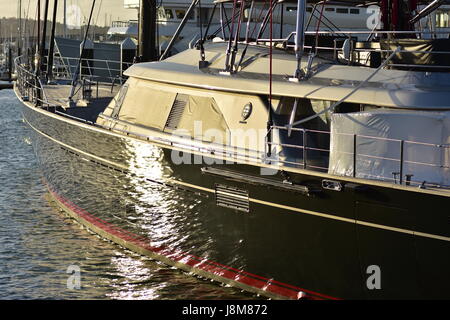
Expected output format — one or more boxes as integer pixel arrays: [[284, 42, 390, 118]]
[[0, 89, 257, 300]]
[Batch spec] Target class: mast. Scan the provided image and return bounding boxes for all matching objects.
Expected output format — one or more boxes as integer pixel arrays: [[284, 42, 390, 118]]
[[63, 0, 67, 38], [47, 0, 58, 81], [36, 0, 41, 73], [18, 0, 22, 56], [137, 0, 157, 62], [39, 0, 50, 74]]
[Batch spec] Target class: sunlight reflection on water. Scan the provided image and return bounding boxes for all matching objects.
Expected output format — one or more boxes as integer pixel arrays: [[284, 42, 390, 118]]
[[0, 89, 257, 300]]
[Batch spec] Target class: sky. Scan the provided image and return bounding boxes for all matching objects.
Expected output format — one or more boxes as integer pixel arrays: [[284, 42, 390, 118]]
[[0, 0, 138, 27]]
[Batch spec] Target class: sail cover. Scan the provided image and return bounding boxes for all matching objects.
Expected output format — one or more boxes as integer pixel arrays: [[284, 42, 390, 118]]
[[328, 110, 450, 187]]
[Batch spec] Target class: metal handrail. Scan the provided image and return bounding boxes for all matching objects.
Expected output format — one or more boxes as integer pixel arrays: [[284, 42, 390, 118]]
[[14, 54, 129, 108], [255, 29, 450, 70], [97, 113, 450, 190], [94, 115, 450, 189], [267, 125, 450, 187], [52, 56, 132, 84], [97, 113, 263, 160], [14, 56, 53, 108]]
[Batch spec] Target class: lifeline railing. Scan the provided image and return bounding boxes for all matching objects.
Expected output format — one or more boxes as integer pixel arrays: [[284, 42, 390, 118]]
[[15, 55, 130, 109], [266, 125, 450, 189], [46, 55, 132, 85], [15, 56, 52, 108], [256, 30, 450, 71], [110, 20, 138, 28], [97, 111, 450, 190]]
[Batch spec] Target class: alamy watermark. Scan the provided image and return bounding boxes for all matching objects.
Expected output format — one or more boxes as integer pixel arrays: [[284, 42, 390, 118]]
[[366, 5, 381, 30], [169, 121, 280, 176], [67, 5, 83, 29], [366, 265, 381, 290], [66, 265, 81, 290]]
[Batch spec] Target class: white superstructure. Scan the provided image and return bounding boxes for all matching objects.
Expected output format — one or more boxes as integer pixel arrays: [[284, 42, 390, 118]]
[[108, 0, 379, 50]]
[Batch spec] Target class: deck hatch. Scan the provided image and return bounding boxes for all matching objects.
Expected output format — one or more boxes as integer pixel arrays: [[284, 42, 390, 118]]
[[165, 93, 188, 130], [215, 184, 250, 212]]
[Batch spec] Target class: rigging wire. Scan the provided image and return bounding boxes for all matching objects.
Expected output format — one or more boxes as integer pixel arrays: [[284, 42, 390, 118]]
[[314, 0, 327, 52], [306, 3, 346, 38], [269, 0, 273, 115], [69, 0, 96, 101], [285, 47, 402, 129], [249, 0, 269, 40], [219, 3, 227, 39], [198, 3, 217, 65], [22, 0, 32, 54], [229, 0, 246, 70], [30, 2, 37, 53], [201, 3, 217, 41], [222, 3, 232, 36], [198, 0, 205, 61], [236, 0, 269, 71], [257, 0, 278, 40], [92, 0, 103, 40], [224, 0, 238, 72], [211, 6, 243, 39]]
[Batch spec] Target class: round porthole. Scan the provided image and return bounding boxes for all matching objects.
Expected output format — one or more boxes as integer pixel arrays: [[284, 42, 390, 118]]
[[241, 103, 253, 121]]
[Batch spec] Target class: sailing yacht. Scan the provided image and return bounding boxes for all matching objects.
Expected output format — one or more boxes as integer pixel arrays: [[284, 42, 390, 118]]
[[15, 0, 450, 299]]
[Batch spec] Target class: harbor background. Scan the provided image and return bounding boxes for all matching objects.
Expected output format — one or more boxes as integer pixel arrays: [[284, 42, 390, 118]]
[[0, 86, 256, 300]]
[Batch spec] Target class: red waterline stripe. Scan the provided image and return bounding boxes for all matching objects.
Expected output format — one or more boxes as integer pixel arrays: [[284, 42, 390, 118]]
[[58, 190, 336, 299], [48, 185, 339, 300], [42, 144, 339, 297]]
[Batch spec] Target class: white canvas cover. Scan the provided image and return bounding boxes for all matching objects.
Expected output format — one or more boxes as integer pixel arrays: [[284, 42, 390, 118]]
[[328, 110, 450, 187], [118, 79, 176, 130]]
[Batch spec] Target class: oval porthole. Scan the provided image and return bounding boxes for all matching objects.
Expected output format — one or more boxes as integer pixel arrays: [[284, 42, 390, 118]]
[[241, 103, 253, 121]]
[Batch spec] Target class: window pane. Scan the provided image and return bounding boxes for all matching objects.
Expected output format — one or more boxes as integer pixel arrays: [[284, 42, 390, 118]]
[[175, 9, 186, 19], [165, 9, 174, 19], [336, 8, 348, 14], [157, 7, 165, 20]]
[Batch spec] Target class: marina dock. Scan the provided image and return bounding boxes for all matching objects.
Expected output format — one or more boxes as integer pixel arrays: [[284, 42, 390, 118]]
[[0, 83, 13, 90]]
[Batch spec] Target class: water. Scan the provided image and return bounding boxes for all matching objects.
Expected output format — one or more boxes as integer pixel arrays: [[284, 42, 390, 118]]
[[0, 88, 257, 300]]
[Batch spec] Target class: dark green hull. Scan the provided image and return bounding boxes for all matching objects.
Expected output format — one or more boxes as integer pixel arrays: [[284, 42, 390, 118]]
[[21, 100, 450, 299]]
